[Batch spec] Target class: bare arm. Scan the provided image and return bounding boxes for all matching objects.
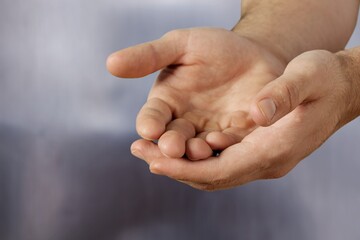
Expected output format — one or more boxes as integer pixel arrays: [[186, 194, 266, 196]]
[[336, 47, 360, 121], [234, 0, 359, 64], [108, 1, 360, 190]]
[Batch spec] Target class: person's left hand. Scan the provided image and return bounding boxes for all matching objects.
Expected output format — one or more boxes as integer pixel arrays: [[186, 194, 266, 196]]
[[130, 50, 359, 190]]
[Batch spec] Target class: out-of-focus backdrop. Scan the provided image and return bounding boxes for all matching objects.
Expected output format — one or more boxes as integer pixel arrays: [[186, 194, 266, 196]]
[[0, 1, 359, 239]]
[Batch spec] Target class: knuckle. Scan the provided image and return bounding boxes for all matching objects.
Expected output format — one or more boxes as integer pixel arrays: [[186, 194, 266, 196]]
[[191, 174, 232, 192], [208, 173, 234, 190], [259, 162, 272, 174], [262, 168, 288, 180], [290, 50, 331, 75], [276, 81, 300, 113], [259, 153, 294, 180], [257, 149, 293, 180], [163, 29, 185, 39], [140, 107, 162, 119], [197, 184, 218, 192], [249, 146, 274, 172]]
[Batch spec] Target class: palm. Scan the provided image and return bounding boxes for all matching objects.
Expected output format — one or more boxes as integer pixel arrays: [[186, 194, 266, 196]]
[[127, 50, 350, 191], [108, 28, 284, 159]]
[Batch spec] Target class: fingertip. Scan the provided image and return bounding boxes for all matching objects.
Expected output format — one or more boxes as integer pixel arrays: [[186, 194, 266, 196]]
[[106, 53, 114, 72], [206, 131, 237, 150], [158, 130, 185, 158], [250, 102, 270, 127], [149, 162, 162, 174], [185, 138, 213, 160], [205, 131, 222, 147], [137, 98, 172, 140], [130, 139, 150, 160], [106, 49, 147, 78], [131, 139, 144, 151], [106, 52, 126, 77], [136, 118, 166, 140], [130, 139, 166, 166]]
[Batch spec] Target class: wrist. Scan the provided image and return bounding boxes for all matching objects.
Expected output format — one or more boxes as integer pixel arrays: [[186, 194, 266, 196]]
[[232, 0, 358, 67], [335, 49, 360, 121], [232, 22, 293, 66], [231, 25, 288, 75]]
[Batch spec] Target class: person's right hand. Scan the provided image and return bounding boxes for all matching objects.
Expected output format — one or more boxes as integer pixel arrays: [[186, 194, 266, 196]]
[[107, 28, 285, 160], [130, 49, 360, 190]]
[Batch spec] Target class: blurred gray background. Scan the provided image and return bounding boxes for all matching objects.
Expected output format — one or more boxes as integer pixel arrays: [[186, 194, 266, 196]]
[[0, 1, 359, 239]]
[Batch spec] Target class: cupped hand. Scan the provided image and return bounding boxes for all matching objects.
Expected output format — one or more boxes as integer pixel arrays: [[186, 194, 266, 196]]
[[130, 50, 358, 191], [107, 28, 284, 160]]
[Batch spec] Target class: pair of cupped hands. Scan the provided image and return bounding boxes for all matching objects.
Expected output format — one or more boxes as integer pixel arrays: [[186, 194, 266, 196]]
[[107, 28, 353, 190]]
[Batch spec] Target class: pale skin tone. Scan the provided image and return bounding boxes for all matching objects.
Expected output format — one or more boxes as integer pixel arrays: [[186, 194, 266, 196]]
[[107, 0, 360, 190]]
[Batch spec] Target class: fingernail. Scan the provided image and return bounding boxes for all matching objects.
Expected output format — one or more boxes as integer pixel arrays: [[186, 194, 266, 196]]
[[149, 162, 161, 174], [258, 98, 276, 122], [131, 148, 144, 159]]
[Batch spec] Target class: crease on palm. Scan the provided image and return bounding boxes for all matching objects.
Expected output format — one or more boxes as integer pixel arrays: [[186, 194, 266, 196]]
[[107, 28, 284, 160], [149, 56, 278, 159]]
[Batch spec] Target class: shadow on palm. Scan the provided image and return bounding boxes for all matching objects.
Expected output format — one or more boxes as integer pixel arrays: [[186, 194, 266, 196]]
[[107, 28, 284, 160]]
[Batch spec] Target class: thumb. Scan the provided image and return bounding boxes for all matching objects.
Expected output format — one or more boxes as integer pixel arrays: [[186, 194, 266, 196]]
[[250, 69, 324, 126], [106, 30, 188, 78]]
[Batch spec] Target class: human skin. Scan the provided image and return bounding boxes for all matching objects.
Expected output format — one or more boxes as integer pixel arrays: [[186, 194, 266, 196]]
[[130, 49, 360, 191], [108, 28, 285, 160], [107, 0, 359, 190]]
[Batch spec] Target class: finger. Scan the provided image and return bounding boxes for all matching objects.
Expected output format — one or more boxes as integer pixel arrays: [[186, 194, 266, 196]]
[[131, 139, 222, 184], [136, 98, 172, 140], [205, 131, 236, 150], [131, 139, 261, 188], [250, 64, 326, 126], [106, 30, 188, 78], [158, 118, 195, 158], [205, 127, 250, 150], [205, 126, 254, 151], [185, 138, 213, 161], [195, 131, 210, 140]]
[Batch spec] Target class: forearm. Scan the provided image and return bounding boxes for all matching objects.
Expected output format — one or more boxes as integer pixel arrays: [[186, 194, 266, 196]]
[[233, 0, 359, 64], [336, 47, 360, 122]]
